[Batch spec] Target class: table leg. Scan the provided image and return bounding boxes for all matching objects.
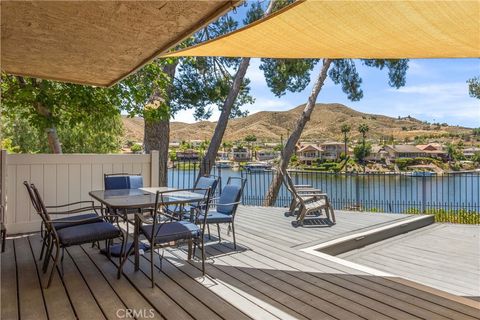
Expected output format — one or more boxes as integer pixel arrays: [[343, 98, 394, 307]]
[[134, 214, 140, 271], [187, 239, 193, 260]]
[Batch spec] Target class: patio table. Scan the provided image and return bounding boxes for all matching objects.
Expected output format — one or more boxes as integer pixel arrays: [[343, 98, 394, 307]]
[[89, 187, 205, 270]]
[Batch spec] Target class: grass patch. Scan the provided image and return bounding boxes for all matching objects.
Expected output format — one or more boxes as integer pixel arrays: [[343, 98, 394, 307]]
[[404, 208, 479, 224]]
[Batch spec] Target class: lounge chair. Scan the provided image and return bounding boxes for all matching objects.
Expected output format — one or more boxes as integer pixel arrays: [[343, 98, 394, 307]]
[[279, 166, 335, 226], [277, 166, 324, 213]]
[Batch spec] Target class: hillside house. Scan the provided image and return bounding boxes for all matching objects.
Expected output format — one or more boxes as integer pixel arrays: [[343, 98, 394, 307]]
[[416, 143, 447, 160], [297, 144, 322, 165], [320, 142, 345, 161], [385, 145, 426, 159], [365, 145, 389, 161], [257, 149, 279, 161], [231, 147, 250, 162], [463, 147, 480, 159], [217, 151, 230, 161]]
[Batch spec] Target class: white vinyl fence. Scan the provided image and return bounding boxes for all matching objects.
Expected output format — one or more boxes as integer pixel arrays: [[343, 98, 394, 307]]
[[0, 150, 159, 234]]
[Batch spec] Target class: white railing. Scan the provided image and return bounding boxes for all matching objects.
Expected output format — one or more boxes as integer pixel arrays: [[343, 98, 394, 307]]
[[0, 150, 159, 234]]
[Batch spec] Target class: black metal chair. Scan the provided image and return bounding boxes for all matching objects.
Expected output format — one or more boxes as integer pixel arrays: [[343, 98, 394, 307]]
[[136, 188, 211, 288], [23, 181, 103, 262], [199, 177, 246, 249], [28, 183, 125, 288]]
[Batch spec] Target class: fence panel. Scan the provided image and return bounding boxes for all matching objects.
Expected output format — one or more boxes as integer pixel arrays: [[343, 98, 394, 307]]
[[2, 151, 159, 234]]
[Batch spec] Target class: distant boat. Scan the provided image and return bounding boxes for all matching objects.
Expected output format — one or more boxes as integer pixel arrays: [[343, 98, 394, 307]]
[[244, 162, 272, 172], [215, 160, 233, 169], [404, 171, 436, 177]]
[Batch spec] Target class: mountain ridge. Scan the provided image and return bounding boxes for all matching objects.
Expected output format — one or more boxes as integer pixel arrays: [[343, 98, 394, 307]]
[[122, 103, 470, 143]]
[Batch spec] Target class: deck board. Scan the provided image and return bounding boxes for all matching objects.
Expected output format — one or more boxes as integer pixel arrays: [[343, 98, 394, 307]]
[[2, 206, 479, 320], [339, 223, 480, 297]]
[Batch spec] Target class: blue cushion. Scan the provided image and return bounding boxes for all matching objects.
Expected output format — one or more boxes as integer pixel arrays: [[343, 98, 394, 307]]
[[140, 221, 200, 244], [217, 185, 241, 214], [105, 176, 130, 190], [195, 177, 218, 193], [129, 176, 144, 189], [105, 175, 143, 190], [57, 222, 121, 246], [198, 210, 233, 224], [52, 213, 103, 230]]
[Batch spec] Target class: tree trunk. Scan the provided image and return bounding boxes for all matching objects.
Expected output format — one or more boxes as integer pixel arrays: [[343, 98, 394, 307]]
[[46, 127, 62, 154], [263, 59, 332, 206], [198, 57, 251, 178], [34, 101, 62, 154], [144, 119, 169, 186], [197, 0, 276, 180], [143, 62, 178, 187]]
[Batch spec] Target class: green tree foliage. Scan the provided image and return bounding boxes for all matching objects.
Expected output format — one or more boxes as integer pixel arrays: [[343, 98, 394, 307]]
[[354, 142, 372, 163], [170, 10, 259, 120], [467, 76, 480, 99], [1, 75, 125, 153], [244, 134, 257, 143]]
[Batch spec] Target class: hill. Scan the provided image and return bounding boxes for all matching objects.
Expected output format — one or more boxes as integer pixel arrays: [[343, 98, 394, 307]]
[[122, 103, 471, 143]]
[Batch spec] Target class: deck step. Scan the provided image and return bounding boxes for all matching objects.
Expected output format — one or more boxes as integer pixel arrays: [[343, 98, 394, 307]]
[[312, 214, 435, 256]]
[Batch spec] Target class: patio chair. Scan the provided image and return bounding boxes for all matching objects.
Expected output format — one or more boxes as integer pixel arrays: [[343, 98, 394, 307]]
[[104, 173, 143, 190], [28, 183, 125, 288], [23, 181, 103, 261], [167, 175, 219, 218], [198, 177, 246, 249], [136, 188, 211, 288], [279, 167, 335, 226], [277, 166, 325, 213]]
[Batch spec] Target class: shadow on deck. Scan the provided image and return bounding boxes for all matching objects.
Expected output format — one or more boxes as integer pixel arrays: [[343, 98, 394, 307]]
[[2, 207, 478, 319]]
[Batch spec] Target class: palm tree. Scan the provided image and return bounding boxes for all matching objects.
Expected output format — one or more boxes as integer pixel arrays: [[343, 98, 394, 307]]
[[358, 124, 369, 172], [340, 124, 351, 156], [358, 123, 369, 141]]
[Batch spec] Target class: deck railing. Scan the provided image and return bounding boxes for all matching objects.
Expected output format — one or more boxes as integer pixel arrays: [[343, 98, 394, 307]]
[[168, 160, 480, 224]]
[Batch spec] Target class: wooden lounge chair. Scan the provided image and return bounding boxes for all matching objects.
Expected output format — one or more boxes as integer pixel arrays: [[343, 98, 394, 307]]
[[277, 166, 324, 213], [279, 166, 335, 226]]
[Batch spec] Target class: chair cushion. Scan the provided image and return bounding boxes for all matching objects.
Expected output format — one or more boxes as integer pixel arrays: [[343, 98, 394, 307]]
[[129, 176, 144, 189], [105, 176, 130, 190], [198, 210, 233, 224], [195, 177, 218, 192], [140, 221, 200, 244], [52, 213, 103, 230], [217, 185, 241, 214], [57, 222, 121, 246], [104, 175, 143, 190]]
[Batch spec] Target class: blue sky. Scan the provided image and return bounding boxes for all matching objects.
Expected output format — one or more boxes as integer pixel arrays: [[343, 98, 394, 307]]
[[174, 58, 479, 128], [173, 2, 479, 128]]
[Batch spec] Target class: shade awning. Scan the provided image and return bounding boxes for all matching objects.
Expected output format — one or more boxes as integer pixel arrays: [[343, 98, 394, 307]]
[[166, 0, 480, 59], [1, 1, 239, 87]]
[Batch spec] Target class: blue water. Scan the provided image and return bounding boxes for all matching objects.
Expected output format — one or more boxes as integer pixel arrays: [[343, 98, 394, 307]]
[[168, 168, 480, 213]]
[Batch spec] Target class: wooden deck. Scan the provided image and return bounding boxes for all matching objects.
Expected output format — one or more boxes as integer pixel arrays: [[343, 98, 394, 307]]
[[339, 223, 480, 298], [2, 206, 479, 320]]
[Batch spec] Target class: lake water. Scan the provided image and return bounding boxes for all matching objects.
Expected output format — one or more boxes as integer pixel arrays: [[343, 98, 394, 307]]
[[168, 168, 480, 213]]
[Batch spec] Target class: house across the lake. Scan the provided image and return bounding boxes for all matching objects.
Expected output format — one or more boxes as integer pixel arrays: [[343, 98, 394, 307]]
[[297, 144, 322, 165], [416, 143, 447, 160], [231, 146, 250, 162], [384, 145, 427, 159], [256, 149, 279, 161], [463, 147, 480, 159], [320, 142, 345, 161]]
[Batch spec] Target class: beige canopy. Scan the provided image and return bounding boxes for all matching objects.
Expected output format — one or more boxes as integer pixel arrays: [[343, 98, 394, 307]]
[[166, 0, 480, 59], [1, 1, 239, 87]]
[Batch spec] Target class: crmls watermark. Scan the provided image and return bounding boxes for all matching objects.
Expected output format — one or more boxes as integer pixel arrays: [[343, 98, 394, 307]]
[[116, 308, 155, 318]]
